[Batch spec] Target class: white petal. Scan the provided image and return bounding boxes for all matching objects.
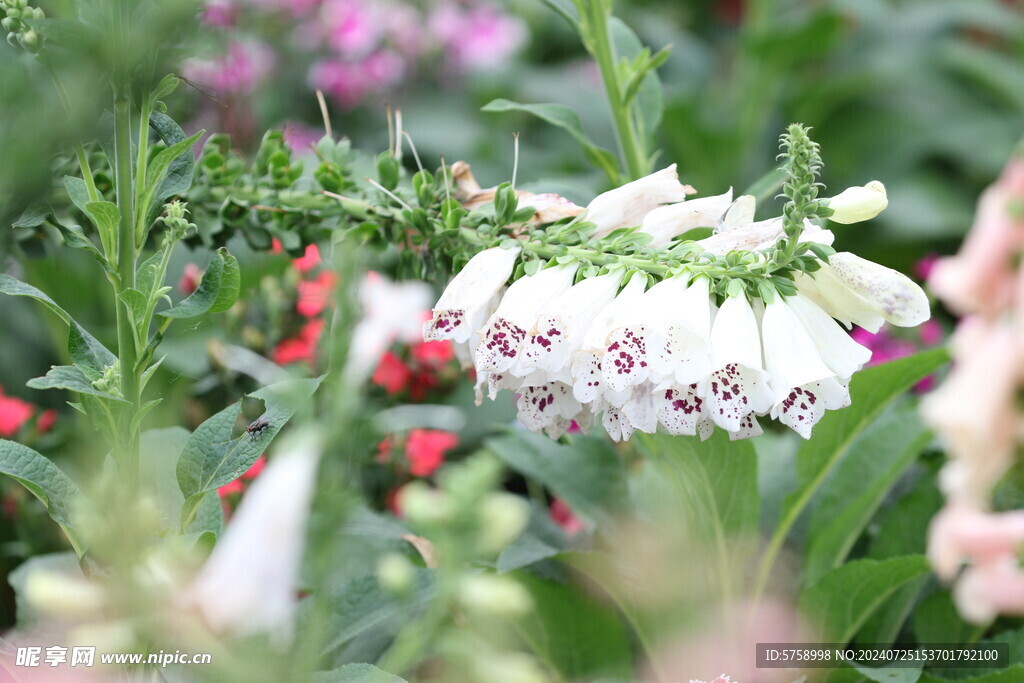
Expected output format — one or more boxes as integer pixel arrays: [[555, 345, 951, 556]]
[[655, 383, 706, 436], [823, 252, 930, 328], [190, 430, 320, 645], [516, 382, 582, 433], [722, 194, 755, 228], [519, 271, 624, 375], [622, 384, 658, 435], [586, 164, 695, 238], [639, 188, 733, 248], [761, 298, 835, 397], [729, 413, 763, 441], [706, 293, 773, 430], [475, 263, 578, 372], [647, 275, 714, 386], [786, 294, 871, 380], [424, 246, 521, 342]]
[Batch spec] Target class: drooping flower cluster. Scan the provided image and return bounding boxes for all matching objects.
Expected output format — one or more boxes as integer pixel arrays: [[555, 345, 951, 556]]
[[924, 151, 1024, 624], [424, 163, 930, 442]]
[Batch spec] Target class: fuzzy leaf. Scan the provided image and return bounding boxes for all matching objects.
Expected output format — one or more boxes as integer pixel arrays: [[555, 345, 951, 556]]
[[158, 248, 239, 319], [27, 365, 125, 402]]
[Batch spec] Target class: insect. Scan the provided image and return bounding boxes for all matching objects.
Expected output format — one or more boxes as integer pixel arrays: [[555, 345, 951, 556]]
[[246, 417, 271, 441]]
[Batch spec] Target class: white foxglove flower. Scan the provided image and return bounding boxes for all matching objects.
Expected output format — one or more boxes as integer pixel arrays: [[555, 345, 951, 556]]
[[639, 189, 734, 248], [794, 252, 930, 333], [786, 294, 871, 381], [570, 274, 649, 404], [424, 246, 521, 343], [761, 297, 851, 439], [646, 275, 714, 387], [475, 263, 579, 373], [603, 405, 635, 443], [696, 217, 834, 255], [826, 181, 888, 224], [516, 382, 583, 438], [706, 292, 774, 433], [190, 430, 321, 645], [654, 383, 708, 437], [518, 270, 625, 376], [586, 164, 695, 238]]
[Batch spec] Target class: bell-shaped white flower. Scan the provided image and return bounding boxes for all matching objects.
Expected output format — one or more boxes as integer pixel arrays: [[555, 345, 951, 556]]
[[697, 217, 834, 255], [474, 263, 579, 373], [586, 164, 695, 238], [516, 381, 583, 438], [646, 275, 714, 387], [424, 246, 521, 343], [653, 383, 706, 437], [638, 189, 734, 248], [785, 294, 871, 381], [189, 430, 321, 645], [826, 181, 888, 224], [705, 291, 774, 433], [570, 274, 649, 404], [794, 252, 930, 332], [761, 297, 851, 439], [518, 270, 625, 376]]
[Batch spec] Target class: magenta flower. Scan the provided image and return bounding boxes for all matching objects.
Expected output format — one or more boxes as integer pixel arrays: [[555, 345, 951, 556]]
[[182, 40, 276, 96]]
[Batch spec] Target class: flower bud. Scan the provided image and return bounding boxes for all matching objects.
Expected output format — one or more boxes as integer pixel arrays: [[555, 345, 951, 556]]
[[826, 180, 888, 224], [19, 28, 37, 48], [477, 493, 528, 555], [24, 570, 104, 619], [400, 481, 454, 526], [377, 552, 415, 595], [458, 574, 532, 618]]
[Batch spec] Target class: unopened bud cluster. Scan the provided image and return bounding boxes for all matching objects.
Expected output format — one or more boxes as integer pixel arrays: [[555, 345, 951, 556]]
[[2, 0, 44, 52]]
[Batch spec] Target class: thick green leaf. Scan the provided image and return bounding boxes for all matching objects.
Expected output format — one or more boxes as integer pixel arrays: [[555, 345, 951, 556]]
[[778, 351, 948, 571], [929, 626, 1024, 679], [176, 376, 323, 527], [854, 576, 928, 647], [319, 571, 436, 655], [482, 99, 620, 182], [0, 440, 86, 555], [12, 204, 51, 228], [0, 273, 73, 323], [27, 365, 126, 402], [805, 403, 932, 584], [799, 556, 930, 642], [158, 248, 239, 319], [83, 201, 120, 237], [636, 429, 759, 537], [515, 573, 633, 680], [311, 664, 407, 683], [486, 431, 626, 525], [63, 175, 91, 214], [868, 468, 943, 561], [149, 111, 198, 203], [913, 590, 985, 647], [119, 288, 149, 327]]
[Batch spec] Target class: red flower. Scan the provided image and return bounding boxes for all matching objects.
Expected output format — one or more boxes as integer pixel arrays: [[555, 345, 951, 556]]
[[297, 271, 338, 318], [0, 388, 34, 438], [550, 498, 584, 535], [178, 263, 203, 295], [405, 429, 458, 477], [411, 340, 454, 367], [293, 243, 321, 273], [243, 455, 266, 479], [408, 370, 439, 402], [376, 435, 394, 464], [217, 479, 244, 498], [372, 352, 412, 395], [36, 409, 57, 434], [270, 238, 283, 254], [273, 319, 325, 365]]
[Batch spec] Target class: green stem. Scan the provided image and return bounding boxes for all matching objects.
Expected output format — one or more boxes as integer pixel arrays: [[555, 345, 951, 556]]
[[134, 93, 153, 246], [114, 95, 141, 483], [581, 1, 648, 181]]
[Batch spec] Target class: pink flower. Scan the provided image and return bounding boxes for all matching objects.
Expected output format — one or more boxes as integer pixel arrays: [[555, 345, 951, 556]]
[[36, 409, 57, 434], [690, 677, 736, 683], [182, 40, 276, 96], [218, 479, 244, 498], [429, 3, 527, 72], [179, 262, 203, 295], [321, 0, 382, 58], [308, 51, 405, 108], [282, 122, 324, 152], [405, 429, 458, 477], [372, 351, 412, 395], [411, 340, 454, 367], [0, 388, 34, 437], [928, 156, 1024, 316], [201, 0, 237, 27], [549, 498, 583, 535], [296, 271, 338, 318], [293, 244, 321, 274]]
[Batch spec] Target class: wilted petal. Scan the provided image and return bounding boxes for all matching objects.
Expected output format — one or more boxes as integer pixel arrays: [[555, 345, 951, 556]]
[[190, 430, 321, 645], [639, 189, 733, 248], [475, 263, 578, 373], [424, 246, 521, 343], [586, 164, 695, 238]]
